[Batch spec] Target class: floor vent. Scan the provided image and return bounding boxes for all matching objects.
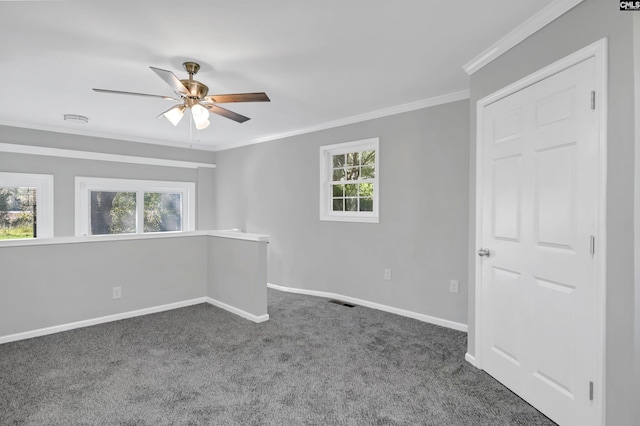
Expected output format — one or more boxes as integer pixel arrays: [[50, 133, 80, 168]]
[[328, 299, 356, 308]]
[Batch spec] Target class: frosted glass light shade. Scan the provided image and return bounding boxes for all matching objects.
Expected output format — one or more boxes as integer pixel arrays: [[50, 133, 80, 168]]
[[191, 104, 210, 130], [163, 105, 185, 126]]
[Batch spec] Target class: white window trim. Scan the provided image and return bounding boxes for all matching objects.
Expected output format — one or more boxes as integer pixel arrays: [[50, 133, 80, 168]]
[[75, 177, 195, 237], [0, 172, 54, 239], [319, 137, 379, 223]]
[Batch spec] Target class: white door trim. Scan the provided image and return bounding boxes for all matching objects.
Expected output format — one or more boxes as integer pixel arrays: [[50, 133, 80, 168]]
[[473, 38, 607, 425]]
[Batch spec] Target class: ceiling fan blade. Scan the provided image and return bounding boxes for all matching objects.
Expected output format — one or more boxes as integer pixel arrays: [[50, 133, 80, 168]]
[[204, 104, 250, 123], [93, 88, 178, 101], [203, 92, 270, 104], [149, 66, 189, 96]]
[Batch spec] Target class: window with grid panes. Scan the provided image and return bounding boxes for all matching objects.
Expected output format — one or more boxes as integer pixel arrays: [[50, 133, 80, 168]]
[[0, 172, 54, 240], [320, 138, 379, 223], [75, 177, 195, 237]]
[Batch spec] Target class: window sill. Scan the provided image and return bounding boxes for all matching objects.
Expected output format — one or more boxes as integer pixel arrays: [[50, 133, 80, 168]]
[[0, 230, 269, 248], [320, 215, 379, 223]]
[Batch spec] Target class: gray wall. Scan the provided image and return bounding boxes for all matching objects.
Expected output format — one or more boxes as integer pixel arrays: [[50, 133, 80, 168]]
[[0, 236, 208, 337], [0, 234, 270, 339], [197, 167, 216, 230], [0, 125, 216, 235], [467, 1, 636, 423], [208, 237, 268, 318], [213, 100, 470, 325]]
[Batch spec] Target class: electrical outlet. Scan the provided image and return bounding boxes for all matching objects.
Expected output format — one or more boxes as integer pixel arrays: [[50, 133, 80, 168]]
[[384, 269, 392, 280], [112, 286, 122, 299], [450, 280, 459, 293]]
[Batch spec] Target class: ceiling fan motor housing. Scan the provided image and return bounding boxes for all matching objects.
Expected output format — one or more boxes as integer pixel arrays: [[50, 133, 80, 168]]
[[180, 79, 208, 99]]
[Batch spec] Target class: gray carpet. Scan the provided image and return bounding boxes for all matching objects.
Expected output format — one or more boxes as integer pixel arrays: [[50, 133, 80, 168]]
[[0, 289, 556, 425]]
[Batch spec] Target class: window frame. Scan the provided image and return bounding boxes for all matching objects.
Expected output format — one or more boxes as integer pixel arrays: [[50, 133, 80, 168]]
[[0, 172, 54, 239], [75, 177, 195, 237], [319, 138, 379, 223]]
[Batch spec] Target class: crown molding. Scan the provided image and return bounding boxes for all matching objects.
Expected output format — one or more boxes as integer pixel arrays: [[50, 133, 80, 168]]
[[213, 89, 470, 152], [463, 0, 584, 75], [0, 89, 471, 155], [0, 90, 471, 155], [0, 142, 216, 169]]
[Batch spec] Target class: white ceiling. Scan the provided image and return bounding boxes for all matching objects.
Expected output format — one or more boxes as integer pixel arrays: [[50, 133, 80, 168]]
[[0, 0, 554, 151]]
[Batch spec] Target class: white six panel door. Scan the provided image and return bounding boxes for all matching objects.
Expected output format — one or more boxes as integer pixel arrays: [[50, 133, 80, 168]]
[[480, 57, 599, 425]]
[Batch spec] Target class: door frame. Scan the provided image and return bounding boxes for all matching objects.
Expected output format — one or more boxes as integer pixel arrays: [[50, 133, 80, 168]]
[[472, 38, 608, 424]]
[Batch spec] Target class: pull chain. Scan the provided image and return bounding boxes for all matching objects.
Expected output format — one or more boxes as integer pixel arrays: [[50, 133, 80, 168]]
[[189, 109, 193, 148]]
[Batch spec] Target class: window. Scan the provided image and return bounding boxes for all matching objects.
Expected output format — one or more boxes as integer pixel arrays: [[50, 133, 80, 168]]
[[320, 138, 379, 223], [75, 177, 195, 237], [0, 172, 54, 240]]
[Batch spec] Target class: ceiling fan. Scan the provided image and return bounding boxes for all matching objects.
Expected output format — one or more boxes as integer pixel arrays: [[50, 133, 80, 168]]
[[93, 62, 270, 130]]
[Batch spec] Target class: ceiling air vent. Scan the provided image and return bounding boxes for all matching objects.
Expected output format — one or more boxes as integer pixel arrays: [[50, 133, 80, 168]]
[[64, 114, 89, 124]]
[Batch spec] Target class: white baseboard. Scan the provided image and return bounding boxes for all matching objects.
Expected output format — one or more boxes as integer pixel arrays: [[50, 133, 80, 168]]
[[267, 283, 468, 332], [205, 297, 269, 323], [0, 297, 208, 345], [465, 352, 479, 368]]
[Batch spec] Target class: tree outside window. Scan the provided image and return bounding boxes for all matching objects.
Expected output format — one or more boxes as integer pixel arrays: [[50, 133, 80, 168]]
[[0, 187, 37, 239]]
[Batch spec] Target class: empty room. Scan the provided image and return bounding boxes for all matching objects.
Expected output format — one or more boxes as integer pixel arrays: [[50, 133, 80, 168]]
[[0, 1, 638, 425]]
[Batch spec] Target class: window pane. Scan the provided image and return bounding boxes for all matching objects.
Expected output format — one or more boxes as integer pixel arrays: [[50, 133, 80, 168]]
[[345, 184, 358, 196], [346, 152, 360, 166], [345, 167, 360, 180], [361, 150, 375, 165], [321, 140, 378, 222], [0, 187, 36, 240], [359, 183, 373, 197], [360, 197, 373, 212], [361, 165, 375, 178], [144, 193, 182, 232], [90, 191, 136, 235]]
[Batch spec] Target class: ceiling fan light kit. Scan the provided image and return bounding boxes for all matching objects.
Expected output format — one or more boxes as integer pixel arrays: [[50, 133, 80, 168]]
[[93, 61, 270, 131]]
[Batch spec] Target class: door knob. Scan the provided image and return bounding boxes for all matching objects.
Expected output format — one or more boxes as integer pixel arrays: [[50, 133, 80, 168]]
[[477, 248, 491, 257]]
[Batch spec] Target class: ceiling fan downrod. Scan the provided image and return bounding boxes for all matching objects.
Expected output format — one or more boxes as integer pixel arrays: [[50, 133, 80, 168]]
[[179, 62, 208, 99]]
